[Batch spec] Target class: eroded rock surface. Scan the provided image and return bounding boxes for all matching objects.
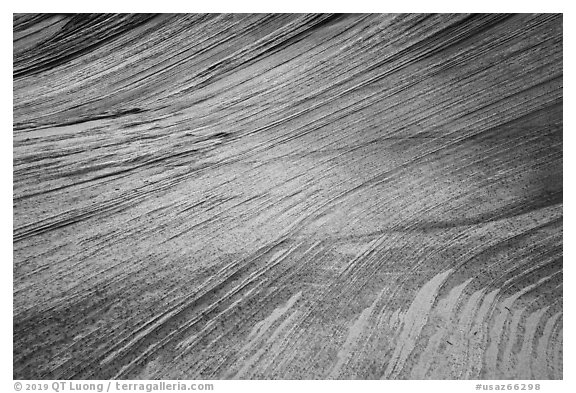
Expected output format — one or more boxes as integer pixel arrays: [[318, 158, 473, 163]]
[[13, 13, 562, 379]]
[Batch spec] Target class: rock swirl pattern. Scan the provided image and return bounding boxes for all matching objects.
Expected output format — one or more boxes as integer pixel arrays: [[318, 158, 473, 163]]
[[13, 13, 562, 379]]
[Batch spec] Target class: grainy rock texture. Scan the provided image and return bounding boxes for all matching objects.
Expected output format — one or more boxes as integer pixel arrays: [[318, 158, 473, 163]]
[[13, 13, 562, 379]]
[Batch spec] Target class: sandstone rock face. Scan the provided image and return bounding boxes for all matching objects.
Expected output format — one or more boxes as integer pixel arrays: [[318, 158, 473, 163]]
[[13, 14, 562, 380]]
